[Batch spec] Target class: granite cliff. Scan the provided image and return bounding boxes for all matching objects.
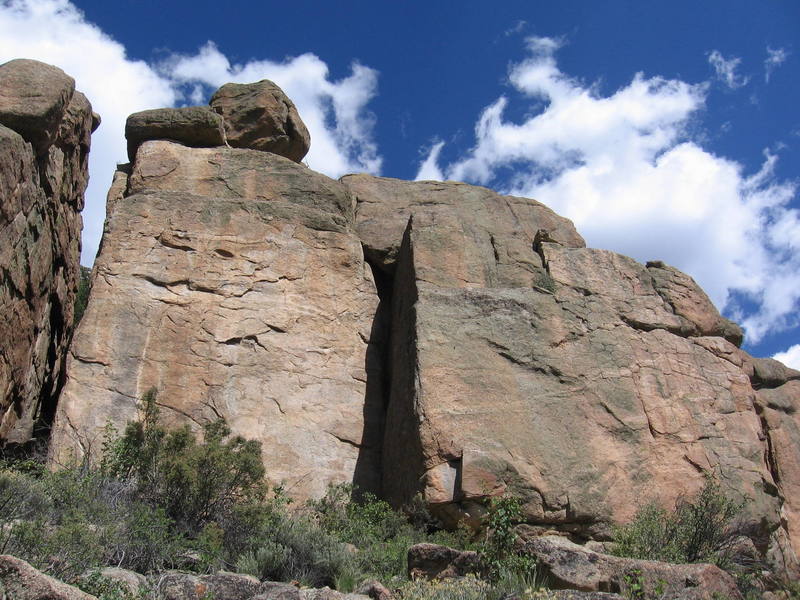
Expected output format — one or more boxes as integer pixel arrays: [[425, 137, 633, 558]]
[[0, 62, 798, 582], [0, 59, 98, 445]]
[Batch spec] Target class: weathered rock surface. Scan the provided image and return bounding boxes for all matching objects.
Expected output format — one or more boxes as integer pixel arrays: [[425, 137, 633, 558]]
[[0, 554, 96, 600], [80, 567, 149, 597], [524, 536, 743, 600], [342, 175, 798, 575], [45, 78, 800, 582], [0, 59, 95, 445], [0, 58, 76, 155], [50, 140, 383, 500], [407, 542, 482, 580], [210, 80, 310, 162], [125, 106, 225, 161], [342, 174, 586, 278]]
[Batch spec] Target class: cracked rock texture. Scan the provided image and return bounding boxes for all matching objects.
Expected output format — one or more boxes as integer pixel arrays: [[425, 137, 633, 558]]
[[49, 140, 383, 500], [340, 174, 800, 577], [0, 59, 96, 444], [44, 81, 800, 580]]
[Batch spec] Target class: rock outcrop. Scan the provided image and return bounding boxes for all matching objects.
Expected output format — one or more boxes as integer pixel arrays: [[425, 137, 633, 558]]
[[50, 135, 383, 499], [0, 555, 96, 600], [0, 59, 97, 445], [45, 76, 800, 580], [524, 536, 743, 600], [210, 80, 310, 162], [335, 174, 799, 577]]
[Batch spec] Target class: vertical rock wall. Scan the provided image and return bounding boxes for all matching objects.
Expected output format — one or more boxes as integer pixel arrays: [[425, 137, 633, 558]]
[[0, 59, 97, 444], [340, 174, 800, 577], [39, 75, 800, 579], [49, 140, 384, 500]]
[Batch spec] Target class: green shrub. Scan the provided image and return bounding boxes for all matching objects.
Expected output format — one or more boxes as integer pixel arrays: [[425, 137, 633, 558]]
[[611, 478, 745, 567], [479, 494, 537, 585], [102, 389, 266, 536], [310, 483, 473, 585]]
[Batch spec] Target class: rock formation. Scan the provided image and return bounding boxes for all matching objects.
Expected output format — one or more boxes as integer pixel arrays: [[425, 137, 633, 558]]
[[0, 58, 97, 445], [51, 117, 381, 499], [42, 76, 800, 579]]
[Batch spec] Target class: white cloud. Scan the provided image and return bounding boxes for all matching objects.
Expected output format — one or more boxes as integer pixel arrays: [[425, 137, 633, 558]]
[[773, 344, 800, 370], [708, 50, 750, 89], [765, 46, 789, 83], [415, 141, 445, 181], [0, 0, 381, 264], [417, 36, 799, 345]]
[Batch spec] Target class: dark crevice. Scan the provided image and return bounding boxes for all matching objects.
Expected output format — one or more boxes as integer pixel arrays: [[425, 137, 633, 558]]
[[755, 403, 782, 489], [351, 247, 395, 500]]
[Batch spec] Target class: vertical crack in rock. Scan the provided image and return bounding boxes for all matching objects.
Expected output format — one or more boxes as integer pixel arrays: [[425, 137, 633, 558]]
[[353, 247, 394, 499]]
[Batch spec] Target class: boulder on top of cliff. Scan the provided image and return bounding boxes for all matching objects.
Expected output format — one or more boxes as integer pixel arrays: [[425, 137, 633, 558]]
[[210, 80, 310, 162], [0, 59, 76, 155], [125, 106, 225, 161]]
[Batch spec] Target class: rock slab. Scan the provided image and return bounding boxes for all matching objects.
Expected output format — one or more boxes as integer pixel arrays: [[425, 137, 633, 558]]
[[125, 106, 225, 161], [50, 140, 383, 501], [0, 59, 95, 445], [524, 536, 743, 600], [342, 174, 798, 577], [0, 555, 96, 600]]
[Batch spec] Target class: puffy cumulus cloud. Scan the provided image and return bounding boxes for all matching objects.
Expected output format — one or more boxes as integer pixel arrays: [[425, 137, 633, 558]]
[[765, 46, 789, 83], [161, 42, 382, 178], [773, 344, 800, 370], [0, 0, 178, 264], [416, 36, 799, 345], [1, 1, 381, 264], [708, 50, 750, 89]]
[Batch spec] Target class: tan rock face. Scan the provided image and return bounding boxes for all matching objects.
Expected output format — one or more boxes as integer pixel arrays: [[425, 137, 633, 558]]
[[50, 141, 383, 500], [344, 175, 798, 575], [0, 59, 95, 444], [44, 83, 799, 581], [341, 174, 586, 278]]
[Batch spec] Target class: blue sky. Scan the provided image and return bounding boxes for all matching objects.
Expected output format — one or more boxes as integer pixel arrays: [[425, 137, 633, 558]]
[[1, 0, 798, 365]]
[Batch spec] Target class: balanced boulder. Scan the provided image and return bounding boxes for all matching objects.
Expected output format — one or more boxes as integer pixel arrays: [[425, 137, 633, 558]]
[[210, 80, 310, 162], [0, 58, 76, 155]]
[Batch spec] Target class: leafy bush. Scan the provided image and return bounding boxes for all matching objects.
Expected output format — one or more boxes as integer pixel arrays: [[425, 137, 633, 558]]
[[611, 478, 745, 567], [310, 483, 473, 585], [479, 494, 538, 585], [102, 389, 266, 536]]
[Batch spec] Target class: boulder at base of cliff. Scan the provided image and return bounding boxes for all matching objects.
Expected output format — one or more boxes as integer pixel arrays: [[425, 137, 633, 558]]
[[0, 555, 96, 600], [524, 536, 743, 600]]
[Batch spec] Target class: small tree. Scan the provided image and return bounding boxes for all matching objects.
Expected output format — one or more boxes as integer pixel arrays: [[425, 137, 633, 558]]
[[102, 389, 266, 535], [612, 478, 745, 567]]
